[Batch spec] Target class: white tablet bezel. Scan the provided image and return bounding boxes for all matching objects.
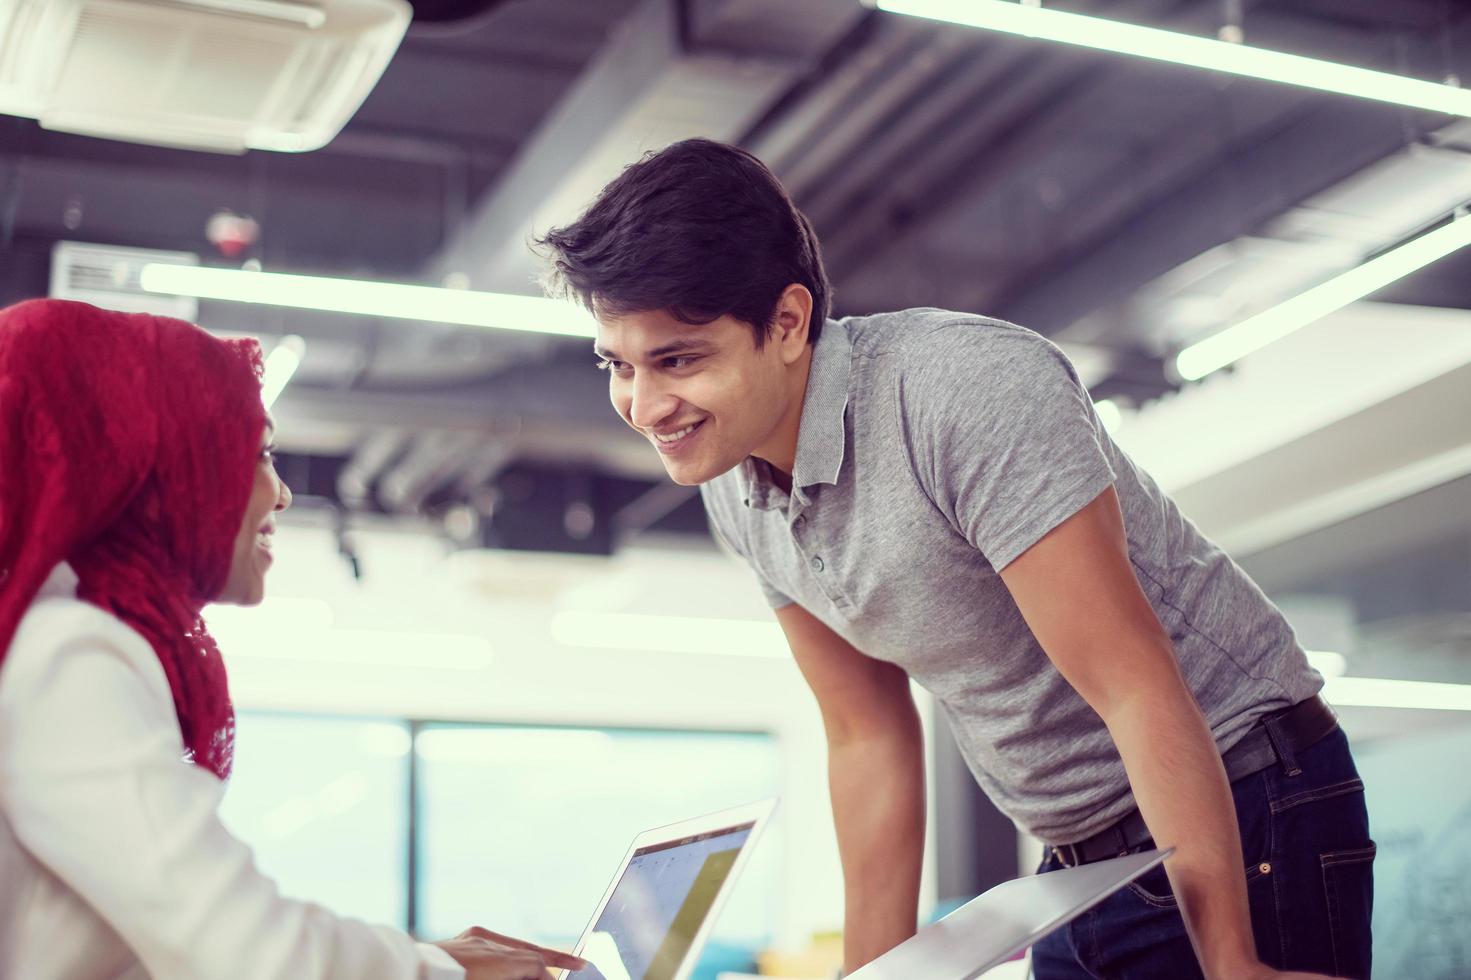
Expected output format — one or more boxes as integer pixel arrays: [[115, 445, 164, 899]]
[[558, 797, 779, 980]]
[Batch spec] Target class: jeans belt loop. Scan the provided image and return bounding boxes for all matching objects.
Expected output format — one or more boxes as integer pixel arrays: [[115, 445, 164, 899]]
[[1262, 713, 1302, 777]]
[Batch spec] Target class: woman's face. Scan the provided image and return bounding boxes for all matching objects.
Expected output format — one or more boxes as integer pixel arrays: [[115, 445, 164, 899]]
[[217, 420, 292, 606]]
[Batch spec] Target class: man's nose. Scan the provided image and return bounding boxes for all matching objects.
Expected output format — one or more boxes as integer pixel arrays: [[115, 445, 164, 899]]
[[628, 373, 679, 430]]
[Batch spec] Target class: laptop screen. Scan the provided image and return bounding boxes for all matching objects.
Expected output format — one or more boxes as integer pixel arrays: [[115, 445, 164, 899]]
[[565, 821, 757, 980]]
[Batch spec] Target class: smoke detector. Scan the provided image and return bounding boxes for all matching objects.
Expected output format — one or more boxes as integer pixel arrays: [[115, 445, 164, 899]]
[[0, 0, 410, 154]]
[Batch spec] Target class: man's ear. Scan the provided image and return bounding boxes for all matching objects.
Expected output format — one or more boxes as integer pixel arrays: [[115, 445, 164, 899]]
[[772, 283, 813, 365]]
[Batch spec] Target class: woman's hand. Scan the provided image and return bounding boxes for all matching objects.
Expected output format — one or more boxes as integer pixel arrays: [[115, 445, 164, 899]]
[[433, 926, 587, 980]]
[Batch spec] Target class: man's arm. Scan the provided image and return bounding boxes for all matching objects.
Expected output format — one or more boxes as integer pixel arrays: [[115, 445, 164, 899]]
[[999, 486, 1326, 980], [774, 603, 926, 975]]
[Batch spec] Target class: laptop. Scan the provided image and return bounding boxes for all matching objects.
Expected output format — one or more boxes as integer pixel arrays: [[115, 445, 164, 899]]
[[557, 798, 778, 980], [845, 848, 1174, 980]]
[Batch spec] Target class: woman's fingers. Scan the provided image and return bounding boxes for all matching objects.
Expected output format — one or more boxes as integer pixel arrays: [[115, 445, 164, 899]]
[[434, 937, 549, 980], [458, 926, 587, 971]]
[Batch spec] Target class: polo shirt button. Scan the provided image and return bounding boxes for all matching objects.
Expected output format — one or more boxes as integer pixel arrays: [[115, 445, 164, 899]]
[[810, 555, 824, 572], [793, 515, 806, 528]]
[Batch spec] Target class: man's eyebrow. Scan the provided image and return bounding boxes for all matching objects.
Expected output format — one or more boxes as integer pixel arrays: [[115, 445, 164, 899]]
[[593, 340, 710, 361], [646, 340, 709, 359]]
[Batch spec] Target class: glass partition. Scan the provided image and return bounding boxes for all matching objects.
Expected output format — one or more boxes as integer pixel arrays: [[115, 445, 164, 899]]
[[415, 725, 783, 978], [221, 712, 784, 979], [219, 713, 412, 927]]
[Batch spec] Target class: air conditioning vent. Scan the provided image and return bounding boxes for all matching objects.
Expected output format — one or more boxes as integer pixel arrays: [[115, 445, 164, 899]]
[[0, 0, 408, 154], [51, 242, 201, 320]]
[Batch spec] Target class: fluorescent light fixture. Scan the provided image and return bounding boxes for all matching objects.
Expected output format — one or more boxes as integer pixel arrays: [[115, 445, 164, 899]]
[[552, 611, 790, 659], [1175, 212, 1471, 380], [1304, 650, 1471, 711], [139, 263, 599, 339], [248, 628, 495, 671], [1323, 676, 1471, 712], [261, 334, 305, 409], [205, 600, 494, 670], [874, 0, 1471, 118]]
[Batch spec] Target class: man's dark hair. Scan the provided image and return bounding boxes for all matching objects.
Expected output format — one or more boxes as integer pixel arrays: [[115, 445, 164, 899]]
[[537, 138, 831, 346]]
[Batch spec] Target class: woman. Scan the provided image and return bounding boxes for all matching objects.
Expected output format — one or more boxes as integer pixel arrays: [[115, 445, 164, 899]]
[[0, 299, 586, 980]]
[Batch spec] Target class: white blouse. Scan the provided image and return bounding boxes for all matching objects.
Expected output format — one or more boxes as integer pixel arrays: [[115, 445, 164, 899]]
[[0, 563, 464, 980]]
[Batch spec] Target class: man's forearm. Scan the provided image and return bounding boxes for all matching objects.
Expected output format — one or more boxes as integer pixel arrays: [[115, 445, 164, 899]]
[[1106, 688, 1259, 978], [829, 730, 926, 974]]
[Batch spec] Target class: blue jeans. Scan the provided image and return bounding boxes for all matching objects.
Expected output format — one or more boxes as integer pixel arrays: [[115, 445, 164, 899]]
[[1032, 728, 1375, 979]]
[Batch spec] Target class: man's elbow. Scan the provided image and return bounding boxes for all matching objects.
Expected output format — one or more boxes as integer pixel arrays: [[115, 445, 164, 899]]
[[821, 696, 922, 753], [1086, 638, 1197, 726]]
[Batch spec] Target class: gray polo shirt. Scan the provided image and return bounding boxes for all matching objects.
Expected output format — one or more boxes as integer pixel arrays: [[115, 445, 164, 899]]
[[700, 309, 1322, 844]]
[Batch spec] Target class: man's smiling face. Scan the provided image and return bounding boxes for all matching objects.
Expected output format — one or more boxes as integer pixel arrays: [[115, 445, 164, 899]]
[[596, 308, 795, 486]]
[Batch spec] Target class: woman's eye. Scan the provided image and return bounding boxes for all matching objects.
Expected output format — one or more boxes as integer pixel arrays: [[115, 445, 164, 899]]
[[664, 356, 698, 369]]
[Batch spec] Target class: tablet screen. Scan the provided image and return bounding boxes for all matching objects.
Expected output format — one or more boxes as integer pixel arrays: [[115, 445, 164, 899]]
[[565, 822, 755, 980]]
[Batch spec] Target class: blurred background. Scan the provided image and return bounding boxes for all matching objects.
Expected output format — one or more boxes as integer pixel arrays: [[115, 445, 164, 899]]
[[3, 0, 1470, 977]]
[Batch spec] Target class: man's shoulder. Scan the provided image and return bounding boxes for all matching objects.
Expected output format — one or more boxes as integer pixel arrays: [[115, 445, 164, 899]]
[[840, 308, 1053, 362], [839, 310, 1071, 403]]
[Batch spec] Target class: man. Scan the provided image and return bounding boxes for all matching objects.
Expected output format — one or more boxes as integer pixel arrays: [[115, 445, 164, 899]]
[[538, 139, 1374, 979]]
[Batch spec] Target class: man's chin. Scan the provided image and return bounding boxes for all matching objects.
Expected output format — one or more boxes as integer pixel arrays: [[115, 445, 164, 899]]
[[661, 455, 732, 487], [662, 462, 707, 487]]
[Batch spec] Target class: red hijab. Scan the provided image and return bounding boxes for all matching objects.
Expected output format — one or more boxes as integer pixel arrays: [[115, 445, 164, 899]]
[[0, 299, 266, 780]]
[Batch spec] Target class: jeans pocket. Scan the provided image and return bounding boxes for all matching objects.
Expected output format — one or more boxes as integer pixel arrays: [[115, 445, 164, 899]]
[[1321, 843, 1376, 980], [1127, 856, 1271, 909], [1270, 776, 1365, 815]]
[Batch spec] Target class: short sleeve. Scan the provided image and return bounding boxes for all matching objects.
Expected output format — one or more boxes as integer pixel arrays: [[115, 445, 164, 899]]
[[900, 323, 1116, 571], [755, 576, 794, 610]]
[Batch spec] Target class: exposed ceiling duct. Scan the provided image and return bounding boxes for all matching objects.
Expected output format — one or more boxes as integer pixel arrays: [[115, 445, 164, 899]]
[[1125, 129, 1471, 369], [7, 0, 1471, 560], [424, 0, 868, 295]]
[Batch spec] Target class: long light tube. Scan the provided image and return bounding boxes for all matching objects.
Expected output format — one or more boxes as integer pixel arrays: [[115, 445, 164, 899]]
[[1323, 677, 1471, 712], [874, 0, 1471, 118], [557, 619, 1471, 712], [1175, 212, 1471, 380], [1303, 651, 1471, 712], [203, 598, 495, 670], [260, 334, 305, 409], [552, 611, 790, 659], [139, 264, 599, 338]]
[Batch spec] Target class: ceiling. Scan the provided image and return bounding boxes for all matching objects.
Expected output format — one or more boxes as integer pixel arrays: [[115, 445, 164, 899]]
[[3, 0, 1471, 554]]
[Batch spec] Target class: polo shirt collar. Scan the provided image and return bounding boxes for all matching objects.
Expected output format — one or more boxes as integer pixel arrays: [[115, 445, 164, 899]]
[[733, 318, 850, 508], [791, 317, 851, 491]]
